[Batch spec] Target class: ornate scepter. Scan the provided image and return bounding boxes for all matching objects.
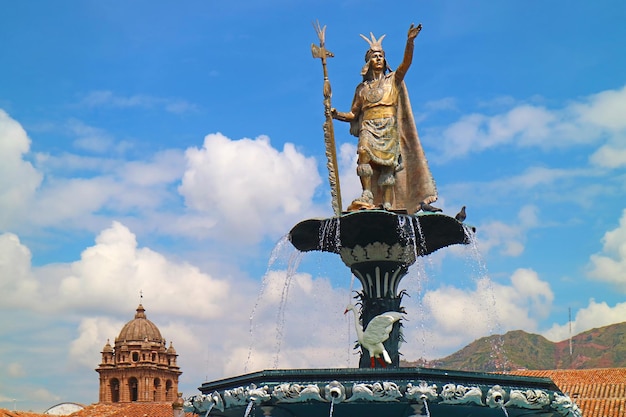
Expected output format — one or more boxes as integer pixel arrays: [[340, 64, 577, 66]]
[[311, 21, 342, 217]]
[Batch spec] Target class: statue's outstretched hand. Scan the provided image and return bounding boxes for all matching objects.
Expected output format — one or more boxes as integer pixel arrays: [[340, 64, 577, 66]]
[[408, 23, 422, 40]]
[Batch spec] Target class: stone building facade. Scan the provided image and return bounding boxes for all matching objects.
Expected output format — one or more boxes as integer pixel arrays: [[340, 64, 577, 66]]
[[96, 304, 181, 403]]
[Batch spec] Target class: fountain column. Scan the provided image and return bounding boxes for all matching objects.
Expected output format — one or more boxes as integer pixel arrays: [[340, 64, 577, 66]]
[[340, 248, 413, 367]]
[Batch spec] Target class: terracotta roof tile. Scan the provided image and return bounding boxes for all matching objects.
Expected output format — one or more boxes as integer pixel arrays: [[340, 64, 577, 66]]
[[512, 368, 626, 417], [68, 403, 194, 417], [1, 410, 49, 417]]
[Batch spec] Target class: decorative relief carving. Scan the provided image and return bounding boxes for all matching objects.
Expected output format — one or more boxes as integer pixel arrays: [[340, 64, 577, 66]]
[[505, 389, 550, 409], [188, 380, 575, 415], [345, 382, 402, 402], [223, 384, 270, 408], [273, 383, 326, 403], [325, 381, 346, 403], [486, 385, 506, 408], [551, 393, 583, 417], [340, 242, 414, 264], [405, 381, 438, 403], [184, 391, 224, 414], [441, 384, 483, 406]]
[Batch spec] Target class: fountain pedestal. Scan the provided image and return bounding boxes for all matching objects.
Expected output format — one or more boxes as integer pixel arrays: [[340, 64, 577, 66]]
[[289, 210, 472, 367]]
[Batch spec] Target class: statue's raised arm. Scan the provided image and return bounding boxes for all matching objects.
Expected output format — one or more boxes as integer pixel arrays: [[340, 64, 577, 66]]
[[395, 23, 422, 82], [331, 23, 438, 213]]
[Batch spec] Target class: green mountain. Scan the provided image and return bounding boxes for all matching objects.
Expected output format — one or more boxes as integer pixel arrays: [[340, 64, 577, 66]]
[[402, 321, 626, 371]]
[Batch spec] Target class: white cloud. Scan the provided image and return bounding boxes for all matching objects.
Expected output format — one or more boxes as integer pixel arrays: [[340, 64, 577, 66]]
[[572, 85, 626, 131], [0, 233, 39, 308], [178, 133, 324, 243], [59, 221, 230, 318], [428, 85, 626, 162], [28, 151, 183, 231], [587, 208, 626, 289], [432, 105, 555, 160], [590, 142, 626, 168], [473, 204, 539, 257], [424, 97, 457, 112], [410, 268, 554, 357], [0, 110, 43, 228], [4, 221, 230, 320], [79, 90, 198, 114], [7, 363, 26, 378], [69, 317, 123, 368], [67, 119, 117, 153], [31, 388, 61, 403], [338, 142, 361, 205], [543, 299, 626, 342]]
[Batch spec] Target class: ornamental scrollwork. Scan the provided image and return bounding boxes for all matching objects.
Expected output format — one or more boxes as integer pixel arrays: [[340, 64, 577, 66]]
[[505, 389, 550, 409], [441, 384, 483, 406], [405, 381, 438, 403], [273, 383, 326, 403], [345, 381, 402, 402]]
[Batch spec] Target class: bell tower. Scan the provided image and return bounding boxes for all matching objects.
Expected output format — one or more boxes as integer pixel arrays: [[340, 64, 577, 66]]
[[96, 304, 182, 403]]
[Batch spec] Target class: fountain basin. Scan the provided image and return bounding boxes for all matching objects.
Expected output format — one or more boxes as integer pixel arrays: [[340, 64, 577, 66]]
[[289, 210, 474, 258], [190, 367, 580, 417]]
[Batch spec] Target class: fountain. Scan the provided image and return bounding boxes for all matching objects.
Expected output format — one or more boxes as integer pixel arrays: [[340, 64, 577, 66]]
[[185, 22, 582, 417]]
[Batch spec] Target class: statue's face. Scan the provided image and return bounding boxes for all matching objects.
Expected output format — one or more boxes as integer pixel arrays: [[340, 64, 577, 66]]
[[370, 51, 385, 71]]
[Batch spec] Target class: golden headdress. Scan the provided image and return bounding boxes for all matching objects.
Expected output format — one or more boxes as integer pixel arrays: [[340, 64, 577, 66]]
[[360, 32, 390, 77]]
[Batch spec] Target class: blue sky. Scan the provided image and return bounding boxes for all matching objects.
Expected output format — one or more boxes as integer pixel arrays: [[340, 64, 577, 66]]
[[1, 0, 626, 412]]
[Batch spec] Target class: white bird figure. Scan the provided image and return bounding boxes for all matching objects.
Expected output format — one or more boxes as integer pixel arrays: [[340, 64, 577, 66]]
[[344, 304, 403, 368]]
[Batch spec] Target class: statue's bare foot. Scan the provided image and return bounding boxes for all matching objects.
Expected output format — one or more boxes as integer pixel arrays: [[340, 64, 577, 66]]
[[357, 190, 374, 204]]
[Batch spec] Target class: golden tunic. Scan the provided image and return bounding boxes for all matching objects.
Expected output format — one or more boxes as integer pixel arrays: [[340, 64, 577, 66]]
[[352, 72, 401, 167]]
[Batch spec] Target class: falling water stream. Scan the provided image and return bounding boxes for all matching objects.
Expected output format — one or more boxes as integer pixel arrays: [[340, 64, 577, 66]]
[[422, 398, 431, 417], [407, 216, 432, 360], [463, 225, 509, 372], [393, 214, 510, 370], [245, 234, 301, 372], [272, 248, 304, 368], [243, 400, 255, 417], [246, 217, 342, 371], [396, 215, 433, 363], [203, 403, 214, 417], [328, 398, 335, 417], [499, 401, 510, 417]]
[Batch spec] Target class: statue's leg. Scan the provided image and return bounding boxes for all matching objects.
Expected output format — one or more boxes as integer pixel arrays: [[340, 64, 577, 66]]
[[356, 148, 374, 204], [378, 166, 395, 210]]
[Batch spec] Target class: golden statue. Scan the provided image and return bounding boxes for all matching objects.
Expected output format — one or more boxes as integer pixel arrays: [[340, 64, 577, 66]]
[[331, 24, 438, 213]]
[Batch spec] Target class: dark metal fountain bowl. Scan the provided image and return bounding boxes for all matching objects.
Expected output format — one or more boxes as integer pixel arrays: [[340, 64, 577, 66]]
[[289, 210, 475, 257]]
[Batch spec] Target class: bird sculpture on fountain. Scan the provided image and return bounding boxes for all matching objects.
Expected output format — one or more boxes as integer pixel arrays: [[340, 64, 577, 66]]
[[344, 304, 404, 368]]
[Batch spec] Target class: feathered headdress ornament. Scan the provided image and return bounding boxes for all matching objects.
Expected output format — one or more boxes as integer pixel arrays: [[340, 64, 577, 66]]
[[360, 32, 386, 56], [360, 32, 390, 76]]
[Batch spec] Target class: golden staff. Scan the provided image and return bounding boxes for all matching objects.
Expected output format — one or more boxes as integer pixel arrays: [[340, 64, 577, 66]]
[[311, 21, 342, 216]]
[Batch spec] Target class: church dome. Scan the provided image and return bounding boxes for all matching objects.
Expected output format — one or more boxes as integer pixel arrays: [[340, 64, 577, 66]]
[[116, 304, 164, 343]]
